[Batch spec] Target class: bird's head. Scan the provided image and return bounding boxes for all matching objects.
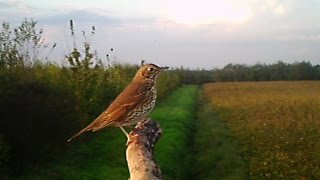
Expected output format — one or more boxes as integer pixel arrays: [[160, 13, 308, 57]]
[[135, 63, 169, 81]]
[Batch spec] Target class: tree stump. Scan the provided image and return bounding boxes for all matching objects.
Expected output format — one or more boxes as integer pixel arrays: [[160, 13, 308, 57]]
[[126, 118, 162, 180]]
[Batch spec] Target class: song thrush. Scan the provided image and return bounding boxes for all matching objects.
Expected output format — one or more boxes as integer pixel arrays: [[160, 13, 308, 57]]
[[68, 64, 169, 141]]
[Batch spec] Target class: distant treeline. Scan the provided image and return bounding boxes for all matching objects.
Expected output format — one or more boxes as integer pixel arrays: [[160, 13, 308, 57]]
[[212, 61, 320, 82], [174, 61, 320, 85]]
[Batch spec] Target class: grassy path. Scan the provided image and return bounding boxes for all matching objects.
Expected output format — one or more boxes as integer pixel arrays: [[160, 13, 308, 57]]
[[191, 88, 249, 179], [151, 85, 199, 179]]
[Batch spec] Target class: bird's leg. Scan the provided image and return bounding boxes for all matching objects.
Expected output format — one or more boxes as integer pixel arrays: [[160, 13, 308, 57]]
[[118, 126, 131, 145], [118, 125, 129, 138]]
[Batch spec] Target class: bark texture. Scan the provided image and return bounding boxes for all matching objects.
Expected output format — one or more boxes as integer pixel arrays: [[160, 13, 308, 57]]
[[126, 118, 162, 180]]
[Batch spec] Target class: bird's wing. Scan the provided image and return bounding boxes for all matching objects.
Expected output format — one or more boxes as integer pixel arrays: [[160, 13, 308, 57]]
[[96, 82, 148, 125], [68, 82, 147, 141]]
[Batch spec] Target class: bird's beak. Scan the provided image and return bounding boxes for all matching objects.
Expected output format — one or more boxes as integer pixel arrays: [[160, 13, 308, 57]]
[[161, 66, 169, 71]]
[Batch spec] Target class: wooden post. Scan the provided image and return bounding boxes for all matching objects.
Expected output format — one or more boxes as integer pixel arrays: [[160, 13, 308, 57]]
[[126, 118, 162, 180]]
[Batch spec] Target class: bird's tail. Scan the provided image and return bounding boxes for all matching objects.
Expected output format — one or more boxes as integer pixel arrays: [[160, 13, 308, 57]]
[[67, 113, 112, 142], [68, 126, 91, 142]]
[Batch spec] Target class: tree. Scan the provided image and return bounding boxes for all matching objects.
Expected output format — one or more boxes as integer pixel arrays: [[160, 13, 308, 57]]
[[0, 22, 23, 68], [13, 18, 45, 63], [0, 18, 51, 67]]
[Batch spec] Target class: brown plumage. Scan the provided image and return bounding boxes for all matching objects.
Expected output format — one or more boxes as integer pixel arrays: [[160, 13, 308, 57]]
[[68, 64, 168, 142]]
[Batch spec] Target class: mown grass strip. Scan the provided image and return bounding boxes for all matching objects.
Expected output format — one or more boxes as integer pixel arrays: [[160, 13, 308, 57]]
[[191, 86, 249, 180], [151, 85, 199, 180]]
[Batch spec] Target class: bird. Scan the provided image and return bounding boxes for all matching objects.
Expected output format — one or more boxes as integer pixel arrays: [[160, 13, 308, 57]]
[[68, 63, 169, 142]]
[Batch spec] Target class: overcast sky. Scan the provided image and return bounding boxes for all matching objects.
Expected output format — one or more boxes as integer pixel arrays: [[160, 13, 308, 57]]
[[1, 0, 320, 68]]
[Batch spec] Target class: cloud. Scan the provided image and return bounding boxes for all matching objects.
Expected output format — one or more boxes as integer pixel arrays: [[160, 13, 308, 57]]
[[36, 8, 158, 27], [0, 0, 34, 22], [276, 33, 320, 41], [248, 0, 288, 16], [160, 0, 253, 25], [273, 4, 286, 15], [37, 10, 122, 24]]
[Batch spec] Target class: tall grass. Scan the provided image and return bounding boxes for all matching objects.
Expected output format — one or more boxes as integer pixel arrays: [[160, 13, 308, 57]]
[[203, 81, 320, 179]]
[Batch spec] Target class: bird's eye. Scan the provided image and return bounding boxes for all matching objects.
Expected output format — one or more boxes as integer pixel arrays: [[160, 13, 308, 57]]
[[147, 67, 154, 72]]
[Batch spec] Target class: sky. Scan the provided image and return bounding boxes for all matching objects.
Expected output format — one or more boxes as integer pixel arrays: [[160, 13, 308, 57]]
[[1, 0, 320, 68]]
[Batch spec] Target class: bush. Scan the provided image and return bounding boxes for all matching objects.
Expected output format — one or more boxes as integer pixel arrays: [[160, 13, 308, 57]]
[[0, 134, 9, 178], [157, 70, 182, 99], [0, 67, 83, 172], [0, 19, 183, 176]]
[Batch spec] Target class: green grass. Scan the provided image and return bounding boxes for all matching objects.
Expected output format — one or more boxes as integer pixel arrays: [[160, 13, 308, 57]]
[[151, 85, 199, 180], [191, 87, 249, 180], [16, 128, 129, 180], [13, 85, 199, 180]]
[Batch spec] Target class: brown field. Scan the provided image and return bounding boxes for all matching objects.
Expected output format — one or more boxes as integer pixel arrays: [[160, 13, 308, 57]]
[[203, 81, 320, 179]]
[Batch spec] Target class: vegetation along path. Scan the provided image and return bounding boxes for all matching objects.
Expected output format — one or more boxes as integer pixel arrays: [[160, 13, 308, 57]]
[[14, 84, 249, 179]]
